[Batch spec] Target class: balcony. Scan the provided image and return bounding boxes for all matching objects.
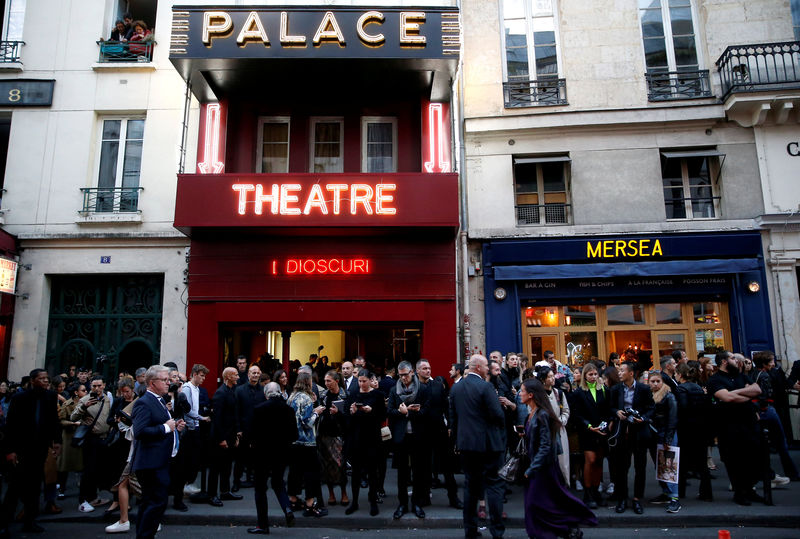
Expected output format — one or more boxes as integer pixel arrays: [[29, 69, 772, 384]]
[[96, 40, 154, 63], [504, 78, 567, 108], [715, 41, 800, 126], [516, 203, 571, 226], [80, 187, 143, 214], [645, 70, 712, 101], [0, 40, 23, 63]]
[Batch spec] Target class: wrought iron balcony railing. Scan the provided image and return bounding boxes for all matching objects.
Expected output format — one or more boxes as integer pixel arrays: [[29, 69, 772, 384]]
[[716, 41, 800, 98], [504, 78, 567, 108], [97, 40, 155, 63], [645, 70, 712, 101], [516, 203, 571, 225], [80, 187, 143, 214], [0, 41, 23, 63]]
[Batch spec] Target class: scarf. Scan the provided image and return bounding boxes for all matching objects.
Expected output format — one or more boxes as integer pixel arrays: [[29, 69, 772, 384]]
[[587, 381, 598, 401], [395, 375, 419, 404], [652, 382, 671, 404]]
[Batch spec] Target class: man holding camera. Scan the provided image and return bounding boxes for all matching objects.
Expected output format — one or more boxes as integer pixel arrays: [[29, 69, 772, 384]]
[[609, 361, 654, 514], [71, 375, 113, 512]]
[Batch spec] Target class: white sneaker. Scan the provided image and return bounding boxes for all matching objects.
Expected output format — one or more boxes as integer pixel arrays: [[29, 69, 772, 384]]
[[606, 482, 615, 496], [79, 501, 96, 513], [598, 483, 605, 493], [157, 524, 162, 533], [105, 520, 130, 533], [184, 484, 201, 495], [575, 480, 584, 491], [771, 475, 790, 488]]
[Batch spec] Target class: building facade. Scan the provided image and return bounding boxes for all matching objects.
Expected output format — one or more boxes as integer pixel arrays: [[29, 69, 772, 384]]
[[459, 0, 799, 368], [168, 1, 461, 383], [0, 0, 193, 381]]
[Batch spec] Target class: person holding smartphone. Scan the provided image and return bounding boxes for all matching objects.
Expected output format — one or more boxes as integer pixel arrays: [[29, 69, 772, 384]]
[[71, 375, 112, 513], [387, 361, 428, 520]]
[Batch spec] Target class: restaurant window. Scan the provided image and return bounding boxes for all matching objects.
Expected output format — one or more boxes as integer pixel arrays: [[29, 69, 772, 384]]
[[93, 117, 145, 212], [361, 117, 397, 173], [513, 155, 571, 225], [661, 149, 723, 220], [257, 117, 290, 173], [500, 0, 566, 107], [310, 117, 343, 173]]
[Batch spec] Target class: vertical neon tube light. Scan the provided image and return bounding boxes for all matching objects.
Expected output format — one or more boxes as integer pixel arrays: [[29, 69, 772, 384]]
[[423, 103, 451, 173], [198, 103, 225, 174]]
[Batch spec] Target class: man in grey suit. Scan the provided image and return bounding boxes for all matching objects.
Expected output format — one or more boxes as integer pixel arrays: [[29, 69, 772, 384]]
[[449, 354, 506, 538]]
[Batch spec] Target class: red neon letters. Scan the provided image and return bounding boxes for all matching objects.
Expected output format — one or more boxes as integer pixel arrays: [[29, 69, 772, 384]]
[[232, 183, 396, 216], [271, 258, 371, 275]]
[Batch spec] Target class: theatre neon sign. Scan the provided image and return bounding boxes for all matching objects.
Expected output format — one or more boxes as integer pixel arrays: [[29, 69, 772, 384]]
[[232, 183, 396, 216], [271, 258, 371, 275]]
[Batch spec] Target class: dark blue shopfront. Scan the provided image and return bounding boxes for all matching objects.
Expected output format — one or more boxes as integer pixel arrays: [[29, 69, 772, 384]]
[[482, 232, 774, 363]]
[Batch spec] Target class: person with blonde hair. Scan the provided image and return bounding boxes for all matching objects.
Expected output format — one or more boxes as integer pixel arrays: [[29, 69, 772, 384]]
[[287, 373, 326, 517]]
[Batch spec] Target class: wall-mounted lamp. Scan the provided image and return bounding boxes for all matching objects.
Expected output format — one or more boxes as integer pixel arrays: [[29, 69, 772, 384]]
[[747, 281, 760, 293]]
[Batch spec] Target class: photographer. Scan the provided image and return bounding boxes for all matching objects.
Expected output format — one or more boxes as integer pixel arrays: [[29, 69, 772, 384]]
[[609, 361, 654, 515], [70, 375, 112, 513]]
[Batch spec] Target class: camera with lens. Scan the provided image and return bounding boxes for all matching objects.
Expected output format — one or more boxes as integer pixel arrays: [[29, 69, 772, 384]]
[[597, 421, 609, 432], [624, 407, 643, 421]]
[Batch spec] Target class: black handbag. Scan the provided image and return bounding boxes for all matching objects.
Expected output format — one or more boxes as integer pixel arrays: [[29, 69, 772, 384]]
[[71, 398, 105, 448], [498, 437, 527, 482]]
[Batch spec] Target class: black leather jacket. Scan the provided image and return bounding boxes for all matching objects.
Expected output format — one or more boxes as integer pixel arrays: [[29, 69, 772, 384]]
[[524, 408, 555, 476]]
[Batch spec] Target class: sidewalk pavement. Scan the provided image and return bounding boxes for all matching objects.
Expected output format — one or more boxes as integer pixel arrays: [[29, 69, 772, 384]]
[[40, 448, 800, 530]]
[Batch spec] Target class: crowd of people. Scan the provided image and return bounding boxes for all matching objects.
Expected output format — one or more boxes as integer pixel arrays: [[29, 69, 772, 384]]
[[0, 347, 798, 538]]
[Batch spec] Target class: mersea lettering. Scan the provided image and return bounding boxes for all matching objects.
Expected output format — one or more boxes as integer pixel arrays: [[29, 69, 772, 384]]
[[586, 239, 663, 259]]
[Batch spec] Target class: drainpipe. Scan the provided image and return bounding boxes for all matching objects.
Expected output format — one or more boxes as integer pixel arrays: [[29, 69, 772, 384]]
[[455, 0, 470, 363]]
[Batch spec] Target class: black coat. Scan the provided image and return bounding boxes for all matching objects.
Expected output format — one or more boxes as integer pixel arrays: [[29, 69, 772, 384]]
[[211, 383, 239, 445], [4, 388, 60, 455], [387, 378, 429, 443], [236, 382, 266, 436], [609, 381, 654, 445], [251, 396, 297, 462], [569, 385, 611, 449], [448, 373, 506, 453]]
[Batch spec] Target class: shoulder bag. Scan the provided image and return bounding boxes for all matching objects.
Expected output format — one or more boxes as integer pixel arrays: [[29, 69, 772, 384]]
[[498, 436, 527, 483], [72, 398, 106, 448]]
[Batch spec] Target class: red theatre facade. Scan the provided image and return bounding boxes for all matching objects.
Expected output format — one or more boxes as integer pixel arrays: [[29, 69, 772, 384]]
[[169, 6, 461, 384]]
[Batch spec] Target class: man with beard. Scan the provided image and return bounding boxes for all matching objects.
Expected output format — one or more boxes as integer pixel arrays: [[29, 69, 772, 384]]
[[706, 351, 764, 505], [489, 360, 517, 454]]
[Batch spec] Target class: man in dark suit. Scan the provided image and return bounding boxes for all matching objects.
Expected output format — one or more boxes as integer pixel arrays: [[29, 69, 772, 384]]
[[660, 356, 678, 391], [387, 360, 430, 519], [132, 365, 185, 539], [0, 369, 61, 536], [609, 361, 654, 514], [233, 365, 266, 491], [248, 382, 298, 534], [449, 355, 506, 539], [208, 367, 242, 507]]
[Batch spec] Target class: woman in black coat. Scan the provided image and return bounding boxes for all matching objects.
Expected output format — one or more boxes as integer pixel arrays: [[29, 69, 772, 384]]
[[569, 363, 611, 509], [344, 369, 386, 516], [522, 378, 597, 539]]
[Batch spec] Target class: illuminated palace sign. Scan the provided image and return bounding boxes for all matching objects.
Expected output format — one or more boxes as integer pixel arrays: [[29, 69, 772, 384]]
[[232, 182, 395, 216], [586, 239, 663, 258], [170, 7, 460, 59], [271, 258, 371, 276]]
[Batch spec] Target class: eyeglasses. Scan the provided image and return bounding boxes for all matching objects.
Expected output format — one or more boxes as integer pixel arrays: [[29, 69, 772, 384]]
[[399, 371, 412, 377], [155, 377, 169, 383]]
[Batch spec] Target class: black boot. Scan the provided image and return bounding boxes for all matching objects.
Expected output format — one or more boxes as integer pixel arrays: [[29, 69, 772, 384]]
[[592, 486, 607, 507], [583, 488, 597, 509]]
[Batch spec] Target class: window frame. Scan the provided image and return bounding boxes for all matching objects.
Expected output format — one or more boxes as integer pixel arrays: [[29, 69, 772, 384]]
[[660, 149, 723, 221], [499, 0, 565, 84], [638, 0, 705, 75], [256, 116, 291, 173], [792, 0, 800, 41], [309, 116, 344, 173], [360, 116, 398, 173], [94, 116, 146, 190], [2, 0, 25, 41], [512, 155, 571, 226]]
